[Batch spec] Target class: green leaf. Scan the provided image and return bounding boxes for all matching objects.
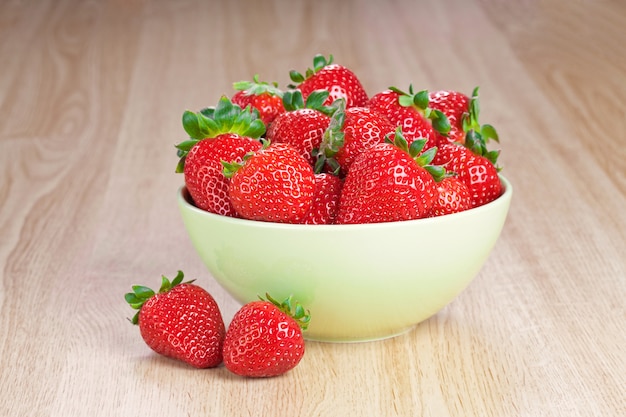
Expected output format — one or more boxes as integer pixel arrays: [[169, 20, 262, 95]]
[[197, 112, 218, 137], [313, 54, 328, 72], [131, 311, 140, 325], [413, 90, 430, 110], [425, 165, 446, 181], [416, 146, 437, 166], [233, 80, 253, 91], [408, 138, 426, 158], [430, 110, 451, 135], [213, 96, 238, 131], [199, 107, 215, 119], [481, 124, 499, 142], [289, 70, 305, 83], [124, 292, 141, 305], [132, 285, 155, 299], [283, 89, 304, 111], [175, 139, 200, 153], [305, 89, 330, 109], [182, 111, 203, 139], [222, 160, 243, 178], [245, 119, 266, 139], [398, 95, 413, 107], [171, 270, 185, 287], [175, 156, 186, 174], [158, 275, 171, 293]]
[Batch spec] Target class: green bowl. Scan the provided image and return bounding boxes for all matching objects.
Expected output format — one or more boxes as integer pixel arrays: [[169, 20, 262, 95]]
[[177, 176, 512, 342]]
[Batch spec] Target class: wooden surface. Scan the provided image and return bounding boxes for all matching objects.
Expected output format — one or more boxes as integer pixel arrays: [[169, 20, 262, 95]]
[[1, 0, 625, 416]]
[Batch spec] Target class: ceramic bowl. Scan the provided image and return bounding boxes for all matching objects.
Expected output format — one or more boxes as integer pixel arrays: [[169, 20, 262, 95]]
[[177, 176, 512, 342]]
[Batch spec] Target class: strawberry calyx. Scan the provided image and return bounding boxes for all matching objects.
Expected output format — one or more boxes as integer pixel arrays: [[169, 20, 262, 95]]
[[461, 87, 501, 167], [124, 270, 194, 325], [281, 89, 335, 115], [262, 293, 311, 331], [221, 139, 270, 179], [289, 53, 334, 85], [174, 96, 266, 173], [389, 85, 451, 136], [233, 74, 283, 98], [385, 126, 446, 182], [315, 98, 347, 174]]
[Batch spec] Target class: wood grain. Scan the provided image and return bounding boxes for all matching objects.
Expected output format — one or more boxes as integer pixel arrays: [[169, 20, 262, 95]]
[[1, 0, 625, 416]]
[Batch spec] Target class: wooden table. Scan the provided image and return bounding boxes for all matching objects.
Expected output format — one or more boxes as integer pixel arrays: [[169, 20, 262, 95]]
[[1, 0, 624, 416]]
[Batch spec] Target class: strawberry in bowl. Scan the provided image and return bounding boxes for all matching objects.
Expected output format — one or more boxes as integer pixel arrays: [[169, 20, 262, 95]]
[[174, 56, 512, 342]]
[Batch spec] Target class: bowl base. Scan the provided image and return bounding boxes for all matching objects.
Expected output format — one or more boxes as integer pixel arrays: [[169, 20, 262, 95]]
[[303, 324, 417, 344]]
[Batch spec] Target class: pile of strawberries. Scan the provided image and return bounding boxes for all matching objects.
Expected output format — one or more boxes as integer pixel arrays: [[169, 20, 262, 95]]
[[176, 54, 503, 225], [124, 55, 505, 378], [126, 271, 310, 377]]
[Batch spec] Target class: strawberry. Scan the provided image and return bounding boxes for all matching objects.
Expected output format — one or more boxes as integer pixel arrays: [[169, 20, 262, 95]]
[[367, 86, 450, 153], [462, 154, 502, 207], [428, 86, 499, 148], [301, 173, 343, 224], [125, 271, 225, 369], [181, 134, 262, 216], [175, 97, 265, 216], [223, 142, 316, 223], [336, 128, 444, 224], [223, 294, 310, 378], [266, 90, 333, 166], [433, 142, 502, 208], [231, 75, 285, 125], [289, 54, 368, 108], [317, 98, 396, 176], [430, 176, 472, 217]]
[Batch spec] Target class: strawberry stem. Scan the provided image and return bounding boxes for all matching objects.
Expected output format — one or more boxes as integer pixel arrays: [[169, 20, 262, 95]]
[[124, 271, 194, 325], [262, 293, 311, 331], [385, 127, 446, 182], [233, 74, 283, 97]]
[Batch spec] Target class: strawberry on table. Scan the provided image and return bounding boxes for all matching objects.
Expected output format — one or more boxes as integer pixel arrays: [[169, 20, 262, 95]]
[[266, 89, 334, 166], [337, 127, 444, 224], [317, 98, 396, 176], [223, 294, 310, 378], [289, 54, 369, 108], [223, 141, 316, 223], [125, 271, 225, 369], [231, 74, 285, 125], [175, 96, 265, 216], [367, 85, 450, 153]]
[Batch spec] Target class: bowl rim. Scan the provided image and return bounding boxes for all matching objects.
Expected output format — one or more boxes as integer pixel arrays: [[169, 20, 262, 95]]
[[177, 175, 512, 230]]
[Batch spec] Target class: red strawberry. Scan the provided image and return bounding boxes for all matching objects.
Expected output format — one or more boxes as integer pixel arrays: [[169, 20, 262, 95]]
[[428, 89, 470, 145], [266, 90, 333, 166], [231, 75, 285, 125], [301, 173, 343, 224], [462, 154, 502, 207], [317, 99, 396, 176], [367, 86, 450, 153], [336, 128, 444, 224], [433, 143, 502, 208], [224, 142, 315, 223], [223, 294, 310, 378], [428, 87, 499, 148], [182, 134, 262, 216], [289, 54, 368, 108], [175, 97, 265, 215], [430, 176, 472, 217], [125, 271, 225, 369]]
